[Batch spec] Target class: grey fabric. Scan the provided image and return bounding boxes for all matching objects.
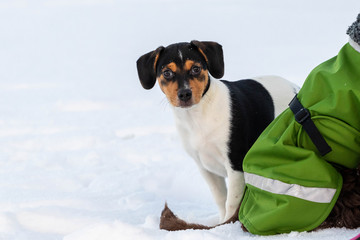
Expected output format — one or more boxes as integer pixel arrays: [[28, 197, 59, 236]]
[[347, 14, 360, 44]]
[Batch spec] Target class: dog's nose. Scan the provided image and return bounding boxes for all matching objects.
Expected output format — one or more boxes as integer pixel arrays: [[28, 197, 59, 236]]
[[178, 89, 192, 102]]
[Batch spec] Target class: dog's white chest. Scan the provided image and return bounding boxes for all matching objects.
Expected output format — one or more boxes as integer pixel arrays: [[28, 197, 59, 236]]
[[173, 80, 232, 177]]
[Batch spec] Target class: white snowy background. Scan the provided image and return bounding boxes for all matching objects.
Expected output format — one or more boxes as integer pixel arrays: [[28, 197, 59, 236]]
[[0, 0, 360, 239]]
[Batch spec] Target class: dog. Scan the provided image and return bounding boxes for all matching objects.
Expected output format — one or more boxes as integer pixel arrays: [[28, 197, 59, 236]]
[[136, 40, 298, 223]]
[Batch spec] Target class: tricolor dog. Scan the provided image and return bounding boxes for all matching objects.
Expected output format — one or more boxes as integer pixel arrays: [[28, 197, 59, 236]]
[[136, 41, 298, 223]]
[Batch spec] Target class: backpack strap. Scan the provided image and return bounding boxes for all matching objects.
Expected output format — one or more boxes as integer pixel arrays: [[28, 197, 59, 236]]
[[289, 95, 332, 156]]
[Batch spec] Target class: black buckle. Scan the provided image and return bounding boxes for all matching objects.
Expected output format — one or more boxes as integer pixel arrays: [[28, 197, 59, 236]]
[[288, 95, 332, 156], [295, 108, 310, 124]]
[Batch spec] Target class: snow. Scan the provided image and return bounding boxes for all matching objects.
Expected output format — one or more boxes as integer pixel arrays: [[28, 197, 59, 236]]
[[0, 0, 359, 239]]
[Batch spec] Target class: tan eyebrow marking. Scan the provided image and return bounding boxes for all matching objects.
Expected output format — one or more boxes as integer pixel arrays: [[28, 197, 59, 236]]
[[164, 62, 178, 72]]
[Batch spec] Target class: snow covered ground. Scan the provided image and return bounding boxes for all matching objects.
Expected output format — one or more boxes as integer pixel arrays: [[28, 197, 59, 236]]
[[0, 0, 359, 239]]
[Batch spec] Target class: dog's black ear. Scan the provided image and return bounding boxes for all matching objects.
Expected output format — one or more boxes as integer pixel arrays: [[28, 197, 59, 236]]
[[136, 46, 165, 89], [190, 40, 224, 79]]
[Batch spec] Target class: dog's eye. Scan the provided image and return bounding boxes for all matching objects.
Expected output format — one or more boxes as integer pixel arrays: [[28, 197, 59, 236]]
[[190, 66, 201, 76], [163, 70, 174, 80]]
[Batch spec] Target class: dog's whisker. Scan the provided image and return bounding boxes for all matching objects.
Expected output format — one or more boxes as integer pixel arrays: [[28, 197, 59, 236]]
[[159, 97, 170, 111]]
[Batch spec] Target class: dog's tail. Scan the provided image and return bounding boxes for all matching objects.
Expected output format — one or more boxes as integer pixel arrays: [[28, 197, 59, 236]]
[[159, 203, 240, 231]]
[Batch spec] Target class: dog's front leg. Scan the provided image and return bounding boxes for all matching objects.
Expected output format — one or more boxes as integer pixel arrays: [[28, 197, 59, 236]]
[[198, 167, 227, 222], [223, 168, 245, 222]]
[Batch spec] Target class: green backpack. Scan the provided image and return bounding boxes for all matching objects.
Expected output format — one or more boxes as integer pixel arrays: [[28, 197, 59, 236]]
[[238, 42, 360, 235]]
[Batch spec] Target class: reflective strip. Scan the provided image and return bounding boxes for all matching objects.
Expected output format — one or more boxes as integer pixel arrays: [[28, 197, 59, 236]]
[[244, 172, 337, 203]]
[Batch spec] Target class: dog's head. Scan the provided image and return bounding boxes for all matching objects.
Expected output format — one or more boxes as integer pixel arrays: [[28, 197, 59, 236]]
[[136, 41, 224, 108]]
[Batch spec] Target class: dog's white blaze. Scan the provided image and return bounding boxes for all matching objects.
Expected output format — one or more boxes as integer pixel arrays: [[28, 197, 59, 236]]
[[183, 81, 191, 90], [178, 49, 183, 62]]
